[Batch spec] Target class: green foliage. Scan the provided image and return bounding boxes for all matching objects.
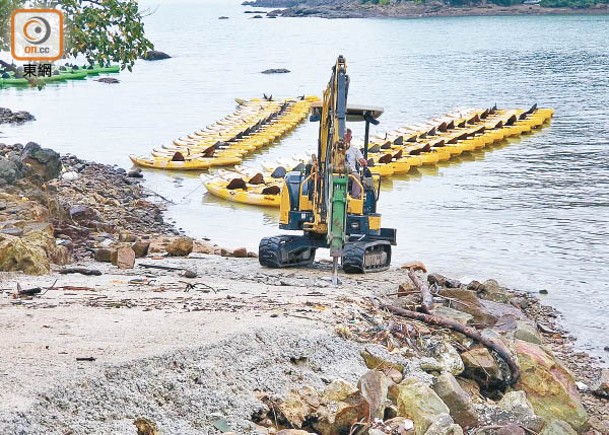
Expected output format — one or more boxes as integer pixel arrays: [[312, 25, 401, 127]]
[[0, 0, 22, 47], [0, 0, 153, 70], [492, 0, 518, 5]]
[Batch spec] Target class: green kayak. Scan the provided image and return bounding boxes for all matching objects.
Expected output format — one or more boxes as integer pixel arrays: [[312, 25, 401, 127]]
[[0, 64, 119, 88]]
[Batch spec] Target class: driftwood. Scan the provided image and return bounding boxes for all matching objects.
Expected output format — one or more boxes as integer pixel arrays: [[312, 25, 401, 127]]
[[59, 267, 102, 276], [16, 285, 41, 297], [374, 300, 520, 385], [407, 269, 433, 313], [76, 357, 96, 362], [56, 286, 95, 292], [14, 280, 58, 298]]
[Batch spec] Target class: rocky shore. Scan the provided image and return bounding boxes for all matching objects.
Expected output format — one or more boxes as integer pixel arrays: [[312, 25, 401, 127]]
[[0, 127, 607, 434], [0, 141, 242, 275], [0, 255, 607, 434], [243, 0, 609, 19]]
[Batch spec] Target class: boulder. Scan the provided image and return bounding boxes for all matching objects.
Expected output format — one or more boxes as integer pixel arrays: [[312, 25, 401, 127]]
[[261, 68, 291, 74], [20, 142, 61, 180], [514, 340, 588, 430], [497, 390, 544, 432], [358, 370, 390, 419], [0, 233, 49, 274], [591, 368, 609, 398], [512, 322, 544, 345], [144, 50, 171, 61], [480, 299, 526, 322], [432, 373, 478, 429], [0, 223, 64, 274], [360, 345, 407, 372], [438, 288, 497, 326], [0, 157, 25, 184], [276, 386, 319, 428], [396, 377, 450, 435], [479, 403, 544, 433], [428, 273, 460, 288], [478, 279, 513, 303], [431, 306, 474, 326], [493, 314, 519, 333], [69, 204, 101, 222], [461, 347, 503, 388], [423, 413, 463, 435], [94, 247, 114, 263], [381, 367, 403, 384], [192, 239, 217, 255], [498, 390, 534, 417], [456, 378, 481, 403], [131, 240, 150, 258], [539, 420, 577, 435], [321, 379, 358, 402], [116, 246, 135, 269], [314, 379, 369, 435], [128, 168, 143, 178], [233, 247, 248, 258], [427, 339, 464, 376], [166, 236, 193, 256], [0, 107, 35, 124], [95, 77, 119, 84]]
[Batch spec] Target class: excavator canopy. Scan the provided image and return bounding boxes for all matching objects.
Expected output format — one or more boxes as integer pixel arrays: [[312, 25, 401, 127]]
[[310, 102, 384, 123]]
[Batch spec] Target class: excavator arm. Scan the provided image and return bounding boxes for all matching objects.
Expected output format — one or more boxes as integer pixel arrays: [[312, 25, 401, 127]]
[[308, 55, 350, 282]]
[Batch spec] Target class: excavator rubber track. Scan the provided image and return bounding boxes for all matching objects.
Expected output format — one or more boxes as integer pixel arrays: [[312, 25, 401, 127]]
[[259, 235, 316, 268], [342, 240, 392, 273]]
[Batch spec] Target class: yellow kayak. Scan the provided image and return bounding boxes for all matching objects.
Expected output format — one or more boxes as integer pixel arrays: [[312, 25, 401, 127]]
[[129, 154, 242, 170], [131, 96, 319, 170], [203, 176, 282, 207]]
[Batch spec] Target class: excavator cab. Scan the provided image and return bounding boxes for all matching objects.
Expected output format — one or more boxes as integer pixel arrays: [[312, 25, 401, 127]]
[[259, 56, 397, 275]]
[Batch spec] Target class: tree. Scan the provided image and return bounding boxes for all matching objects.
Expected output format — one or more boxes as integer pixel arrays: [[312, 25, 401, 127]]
[[0, 0, 153, 71]]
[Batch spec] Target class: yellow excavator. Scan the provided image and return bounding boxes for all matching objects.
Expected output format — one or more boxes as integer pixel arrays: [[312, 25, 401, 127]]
[[259, 56, 397, 280]]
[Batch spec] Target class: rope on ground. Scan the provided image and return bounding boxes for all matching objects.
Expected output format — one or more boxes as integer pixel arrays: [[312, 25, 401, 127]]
[[181, 182, 204, 200], [142, 186, 175, 204]]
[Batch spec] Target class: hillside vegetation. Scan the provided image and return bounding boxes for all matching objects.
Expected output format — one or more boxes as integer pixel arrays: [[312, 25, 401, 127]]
[[360, 0, 607, 7]]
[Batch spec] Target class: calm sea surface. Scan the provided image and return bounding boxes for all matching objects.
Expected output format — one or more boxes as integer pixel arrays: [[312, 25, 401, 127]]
[[1, 1, 608, 362]]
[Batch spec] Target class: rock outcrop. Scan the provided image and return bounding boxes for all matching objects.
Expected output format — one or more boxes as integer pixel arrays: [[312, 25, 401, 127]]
[[514, 340, 588, 430]]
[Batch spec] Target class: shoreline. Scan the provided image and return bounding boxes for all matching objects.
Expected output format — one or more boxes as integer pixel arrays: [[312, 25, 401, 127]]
[[245, 1, 609, 19]]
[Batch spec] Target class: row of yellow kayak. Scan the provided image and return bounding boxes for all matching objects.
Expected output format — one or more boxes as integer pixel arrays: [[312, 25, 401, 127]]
[[363, 104, 554, 177], [129, 96, 319, 170], [201, 105, 554, 207]]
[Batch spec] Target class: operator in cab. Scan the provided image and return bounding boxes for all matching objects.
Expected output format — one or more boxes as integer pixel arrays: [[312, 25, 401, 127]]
[[345, 128, 367, 199]]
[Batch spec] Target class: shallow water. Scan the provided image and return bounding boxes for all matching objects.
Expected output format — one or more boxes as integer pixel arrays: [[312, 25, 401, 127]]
[[1, 0, 608, 362]]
